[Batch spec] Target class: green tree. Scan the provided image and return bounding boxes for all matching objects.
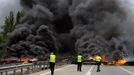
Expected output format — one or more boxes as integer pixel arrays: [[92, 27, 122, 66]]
[[0, 33, 5, 44], [0, 33, 4, 44], [0, 11, 24, 58], [1, 11, 24, 38], [0, 33, 5, 58], [15, 11, 24, 25]]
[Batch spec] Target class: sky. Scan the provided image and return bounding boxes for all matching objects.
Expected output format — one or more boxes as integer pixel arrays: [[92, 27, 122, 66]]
[[0, 0, 22, 31], [0, 0, 134, 31]]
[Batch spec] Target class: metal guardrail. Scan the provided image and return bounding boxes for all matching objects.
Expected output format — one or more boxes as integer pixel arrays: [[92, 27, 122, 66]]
[[0, 61, 49, 75]]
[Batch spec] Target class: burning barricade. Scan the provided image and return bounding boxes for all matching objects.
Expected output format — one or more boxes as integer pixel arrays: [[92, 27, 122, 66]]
[[116, 58, 127, 65], [83, 54, 128, 65], [0, 55, 38, 64]]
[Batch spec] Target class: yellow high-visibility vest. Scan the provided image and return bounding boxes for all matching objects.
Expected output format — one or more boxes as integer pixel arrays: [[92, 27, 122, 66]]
[[77, 55, 82, 62], [49, 54, 56, 63], [95, 56, 101, 62]]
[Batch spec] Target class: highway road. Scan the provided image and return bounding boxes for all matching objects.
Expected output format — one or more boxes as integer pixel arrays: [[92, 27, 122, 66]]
[[29, 65, 134, 75]]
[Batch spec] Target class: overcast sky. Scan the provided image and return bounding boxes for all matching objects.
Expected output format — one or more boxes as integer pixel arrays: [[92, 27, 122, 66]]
[[0, 0, 22, 30], [0, 0, 134, 31]]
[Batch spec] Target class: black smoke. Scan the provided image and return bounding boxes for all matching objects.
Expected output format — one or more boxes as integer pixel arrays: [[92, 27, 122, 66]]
[[5, 0, 133, 60], [70, 0, 129, 60]]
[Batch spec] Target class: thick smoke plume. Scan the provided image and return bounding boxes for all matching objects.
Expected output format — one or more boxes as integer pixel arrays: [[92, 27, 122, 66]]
[[5, 0, 134, 60], [70, 0, 129, 60], [6, 0, 70, 58]]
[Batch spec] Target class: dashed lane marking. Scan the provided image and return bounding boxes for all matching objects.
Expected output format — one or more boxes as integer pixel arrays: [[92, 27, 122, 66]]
[[86, 65, 94, 75]]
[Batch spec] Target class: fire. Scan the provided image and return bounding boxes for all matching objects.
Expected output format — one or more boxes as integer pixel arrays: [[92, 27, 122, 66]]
[[116, 58, 127, 65], [0, 56, 31, 64], [89, 54, 127, 65], [90, 55, 97, 61], [107, 58, 127, 65], [101, 54, 107, 62], [90, 54, 107, 62], [20, 56, 29, 64]]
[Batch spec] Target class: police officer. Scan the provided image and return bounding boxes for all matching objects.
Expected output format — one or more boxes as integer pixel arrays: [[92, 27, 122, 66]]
[[49, 52, 56, 75], [77, 54, 83, 72], [95, 55, 102, 72]]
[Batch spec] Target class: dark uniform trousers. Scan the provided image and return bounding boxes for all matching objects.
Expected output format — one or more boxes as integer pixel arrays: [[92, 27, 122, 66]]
[[50, 62, 55, 75], [77, 62, 82, 71], [96, 61, 101, 72]]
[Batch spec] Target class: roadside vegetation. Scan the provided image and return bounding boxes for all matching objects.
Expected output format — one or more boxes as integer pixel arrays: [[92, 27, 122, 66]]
[[0, 11, 24, 58]]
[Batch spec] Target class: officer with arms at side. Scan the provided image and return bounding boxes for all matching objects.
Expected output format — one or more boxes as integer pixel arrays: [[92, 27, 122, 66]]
[[95, 54, 102, 72], [49, 52, 56, 75], [77, 53, 83, 72]]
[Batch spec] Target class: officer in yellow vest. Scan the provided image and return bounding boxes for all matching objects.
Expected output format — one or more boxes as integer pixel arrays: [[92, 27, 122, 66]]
[[77, 54, 83, 72], [95, 55, 102, 72], [49, 52, 56, 75]]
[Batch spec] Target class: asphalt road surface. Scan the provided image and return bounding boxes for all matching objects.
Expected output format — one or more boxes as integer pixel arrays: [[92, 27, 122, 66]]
[[29, 65, 134, 75]]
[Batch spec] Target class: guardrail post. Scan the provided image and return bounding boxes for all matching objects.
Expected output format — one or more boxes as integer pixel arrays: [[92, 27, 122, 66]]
[[13, 69, 16, 75], [0, 72, 3, 75], [35, 63, 37, 71], [37, 63, 39, 71], [21, 68, 23, 75], [42, 62, 45, 70], [39, 63, 42, 71], [44, 62, 46, 69], [46, 62, 49, 69], [31, 65, 34, 72], [27, 67, 30, 74], [5, 71, 8, 75], [37, 63, 40, 71], [42, 62, 44, 70], [34, 62, 37, 71]]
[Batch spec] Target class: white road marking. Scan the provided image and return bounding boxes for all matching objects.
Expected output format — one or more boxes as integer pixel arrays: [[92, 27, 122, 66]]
[[86, 65, 94, 75], [119, 67, 134, 75], [40, 65, 74, 75]]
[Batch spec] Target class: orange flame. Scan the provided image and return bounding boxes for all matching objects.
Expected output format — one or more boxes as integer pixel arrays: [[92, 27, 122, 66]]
[[116, 58, 127, 65], [20, 56, 29, 64], [90, 55, 97, 61]]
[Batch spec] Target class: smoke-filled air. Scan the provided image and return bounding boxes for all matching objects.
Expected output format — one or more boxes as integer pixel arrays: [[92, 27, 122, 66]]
[[4, 0, 134, 61]]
